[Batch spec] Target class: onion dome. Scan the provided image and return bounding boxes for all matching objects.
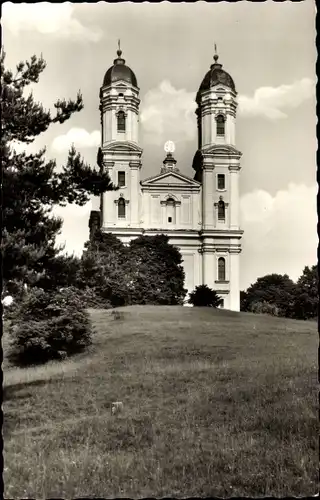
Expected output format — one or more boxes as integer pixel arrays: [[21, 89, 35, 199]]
[[197, 47, 236, 101], [103, 42, 138, 87]]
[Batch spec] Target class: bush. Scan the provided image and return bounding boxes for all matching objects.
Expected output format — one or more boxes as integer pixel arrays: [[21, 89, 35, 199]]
[[250, 300, 280, 317], [8, 287, 93, 366], [188, 285, 223, 308]]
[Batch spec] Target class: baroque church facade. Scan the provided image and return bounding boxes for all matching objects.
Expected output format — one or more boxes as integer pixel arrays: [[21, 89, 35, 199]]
[[89, 46, 243, 311]]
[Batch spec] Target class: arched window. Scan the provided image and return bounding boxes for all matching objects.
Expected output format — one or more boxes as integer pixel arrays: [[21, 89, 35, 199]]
[[117, 111, 126, 132], [118, 197, 126, 219], [216, 115, 225, 136], [166, 197, 176, 224], [218, 199, 225, 221], [218, 257, 226, 281]]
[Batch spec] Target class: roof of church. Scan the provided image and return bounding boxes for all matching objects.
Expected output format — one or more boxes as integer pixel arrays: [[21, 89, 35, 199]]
[[103, 46, 138, 88], [197, 50, 236, 98]]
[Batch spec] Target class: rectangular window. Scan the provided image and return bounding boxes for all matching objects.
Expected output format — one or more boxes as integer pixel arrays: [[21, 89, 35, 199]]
[[118, 171, 126, 187], [217, 174, 225, 190], [218, 257, 226, 281], [218, 201, 225, 221], [118, 198, 126, 219], [168, 217, 172, 223], [117, 111, 126, 132], [216, 115, 225, 136]]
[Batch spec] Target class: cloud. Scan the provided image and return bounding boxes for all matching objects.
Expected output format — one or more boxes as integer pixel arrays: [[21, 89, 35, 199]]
[[2, 2, 102, 42], [238, 78, 314, 120], [52, 128, 101, 152], [240, 183, 317, 288], [140, 78, 314, 147], [140, 80, 197, 145], [53, 200, 93, 256]]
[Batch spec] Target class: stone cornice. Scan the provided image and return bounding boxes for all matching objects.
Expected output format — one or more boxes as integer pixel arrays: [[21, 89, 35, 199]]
[[129, 161, 142, 169], [104, 161, 115, 169], [102, 141, 143, 154], [199, 229, 244, 238], [229, 248, 242, 254], [202, 162, 215, 170], [141, 185, 200, 193], [160, 200, 182, 206], [201, 144, 242, 158], [228, 165, 241, 172]]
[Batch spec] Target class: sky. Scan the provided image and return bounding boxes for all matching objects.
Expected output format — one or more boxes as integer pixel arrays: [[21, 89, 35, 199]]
[[2, 1, 317, 290]]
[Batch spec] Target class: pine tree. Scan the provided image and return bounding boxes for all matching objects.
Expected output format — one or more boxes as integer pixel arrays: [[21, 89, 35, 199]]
[[1, 49, 117, 291]]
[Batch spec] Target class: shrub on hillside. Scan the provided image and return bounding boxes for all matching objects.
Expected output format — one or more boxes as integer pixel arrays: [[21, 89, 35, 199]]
[[188, 285, 223, 307], [250, 300, 280, 317], [8, 287, 93, 366]]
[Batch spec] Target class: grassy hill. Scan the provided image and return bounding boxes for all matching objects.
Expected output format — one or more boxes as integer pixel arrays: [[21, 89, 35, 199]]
[[3, 306, 318, 497]]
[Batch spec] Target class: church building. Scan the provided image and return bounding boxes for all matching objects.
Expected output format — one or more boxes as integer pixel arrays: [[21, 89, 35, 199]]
[[89, 45, 243, 311]]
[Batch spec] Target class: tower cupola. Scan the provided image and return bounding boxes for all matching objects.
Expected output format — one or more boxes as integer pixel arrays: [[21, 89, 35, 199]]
[[196, 47, 236, 104], [195, 46, 238, 148], [103, 43, 138, 88]]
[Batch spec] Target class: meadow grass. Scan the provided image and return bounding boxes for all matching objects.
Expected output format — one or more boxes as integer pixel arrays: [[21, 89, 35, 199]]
[[3, 306, 319, 497]]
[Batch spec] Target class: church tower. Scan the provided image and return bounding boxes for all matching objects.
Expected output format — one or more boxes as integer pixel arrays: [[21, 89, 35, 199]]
[[99, 43, 143, 237], [194, 47, 243, 310]]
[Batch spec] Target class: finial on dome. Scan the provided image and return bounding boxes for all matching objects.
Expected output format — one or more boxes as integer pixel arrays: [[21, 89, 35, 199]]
[[213, 43, 219, 63], [117, 39, 122, 57]]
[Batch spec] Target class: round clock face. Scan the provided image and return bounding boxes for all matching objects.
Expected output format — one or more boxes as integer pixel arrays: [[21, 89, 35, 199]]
[[164, 140, 175, 154]]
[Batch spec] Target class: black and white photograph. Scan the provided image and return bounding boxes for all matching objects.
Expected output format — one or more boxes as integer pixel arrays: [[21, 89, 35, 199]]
[[2, 1, 318, 497]]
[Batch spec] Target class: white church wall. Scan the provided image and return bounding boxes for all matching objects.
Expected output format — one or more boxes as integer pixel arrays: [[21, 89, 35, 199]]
[[181, 253, 195, 297], [151, 194, 161, 225], [229, 251, 240, 310], [180, 195, 191, 224], [141, 189, 201, 232]]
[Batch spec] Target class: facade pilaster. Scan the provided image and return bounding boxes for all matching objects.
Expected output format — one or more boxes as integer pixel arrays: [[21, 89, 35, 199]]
[[202, 160, 215, 229], [229, 165, 240, 229], [229, 249, 241, 311], [129, 161, 141, 226], [102, 161, 115, 226], [202, 246, 216, 289]]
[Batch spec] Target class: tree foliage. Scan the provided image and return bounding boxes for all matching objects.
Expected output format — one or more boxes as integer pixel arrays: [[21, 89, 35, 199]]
[[293, 265, 318, 320], [240, 274, 296, 317], [78, 232, 187, 307], [128, 234, 187, 305], [241, 267, 318, 320], [188, 285, 223, 308], [1, 49, 117, 291]]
